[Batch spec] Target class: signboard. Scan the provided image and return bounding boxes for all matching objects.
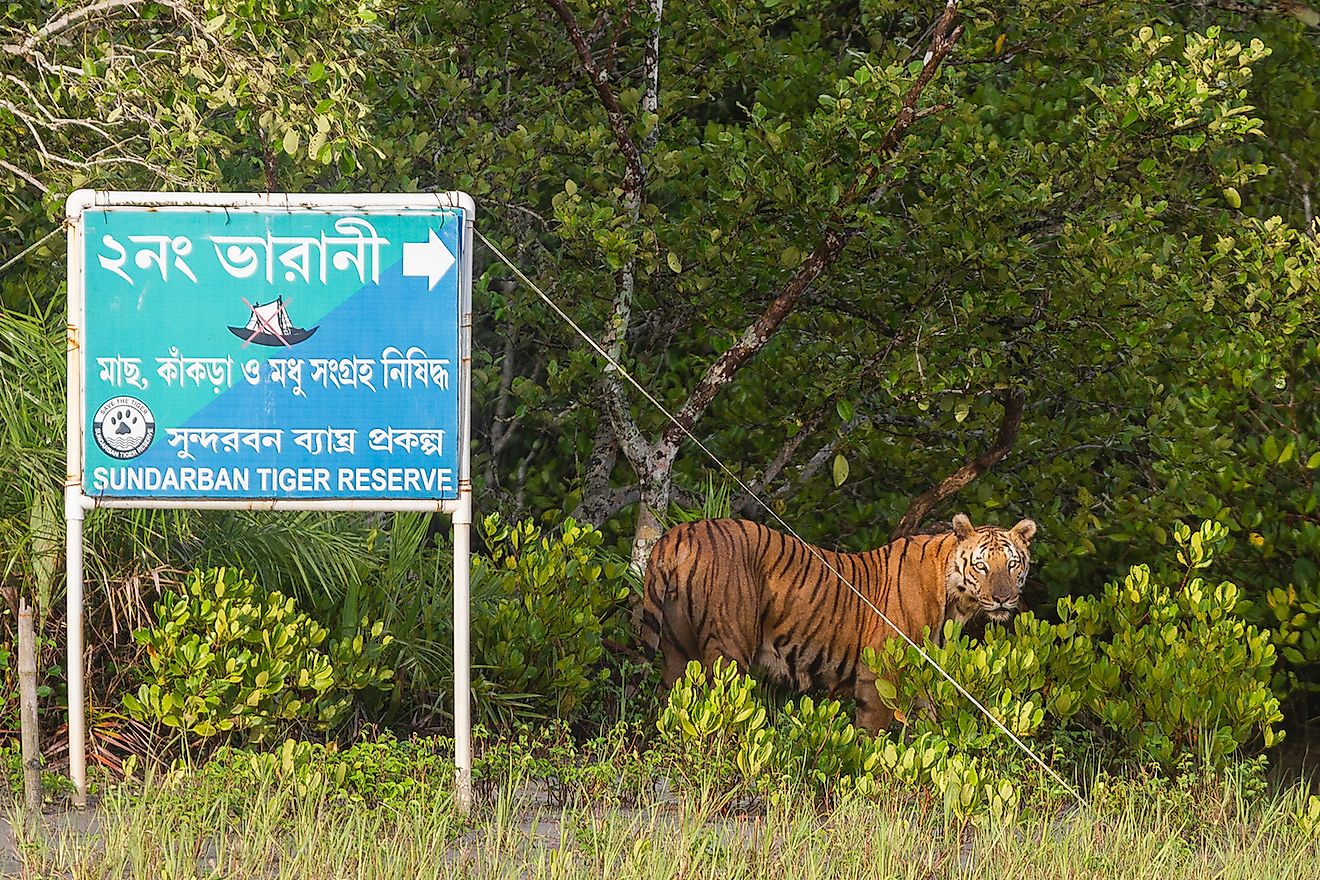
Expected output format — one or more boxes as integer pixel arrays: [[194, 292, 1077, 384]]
[[65, 191, 475, 812], [70, 194, 470, 503]]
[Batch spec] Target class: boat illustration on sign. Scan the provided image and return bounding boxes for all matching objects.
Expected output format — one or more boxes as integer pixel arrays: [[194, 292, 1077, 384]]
[[228, 297, 318, 347]]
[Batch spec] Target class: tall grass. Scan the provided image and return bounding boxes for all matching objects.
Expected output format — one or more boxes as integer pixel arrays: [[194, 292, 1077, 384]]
[[8, 761, 1316, 879]]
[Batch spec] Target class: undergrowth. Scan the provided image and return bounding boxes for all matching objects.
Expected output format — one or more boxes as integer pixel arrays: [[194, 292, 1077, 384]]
[[5, 734, 1318, 880]]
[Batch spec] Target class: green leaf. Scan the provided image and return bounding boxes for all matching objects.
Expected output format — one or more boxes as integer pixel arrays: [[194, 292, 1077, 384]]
[[836, 400, 854, 422], [667, 251, 682, 273], [832, 453, 849, 487], [282, 128, 301, 157]]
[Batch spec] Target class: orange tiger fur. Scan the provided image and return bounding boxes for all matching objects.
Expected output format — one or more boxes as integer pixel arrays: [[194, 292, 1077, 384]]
[[639, 513, 1036, 731]]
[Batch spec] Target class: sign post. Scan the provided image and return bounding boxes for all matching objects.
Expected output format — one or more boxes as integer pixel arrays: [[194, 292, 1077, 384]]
[[65, 191, 474, 810]]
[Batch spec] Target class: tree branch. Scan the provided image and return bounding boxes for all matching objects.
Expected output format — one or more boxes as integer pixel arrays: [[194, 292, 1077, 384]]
[[544, 0, 661, 473], [661, 2, 963, 447], [642, 0, 664, 150], [891, 388, 1026, 538], [733, 406, 832, 515], [542, 0, 644, 195], [0, 159, 47, 193], [2, 0, 197, 58], [572, 414, 621, 527]]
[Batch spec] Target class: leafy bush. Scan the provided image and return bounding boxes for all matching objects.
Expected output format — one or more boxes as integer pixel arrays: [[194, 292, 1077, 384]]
[[868, 521, 1283, 770], [1296, 794, 1320, 840], [123, 567, 394, 742], [1257, 575, 1320, 699], [471, 514, 632, 723], [656, 658, 774, 788], [656, 659, 1016, 819], [196, 734, 454, 809]]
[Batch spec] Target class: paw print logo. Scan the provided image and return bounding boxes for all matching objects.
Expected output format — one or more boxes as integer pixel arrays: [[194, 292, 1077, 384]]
[[93, 397, 155, 459], [109, 408, 139, 436]]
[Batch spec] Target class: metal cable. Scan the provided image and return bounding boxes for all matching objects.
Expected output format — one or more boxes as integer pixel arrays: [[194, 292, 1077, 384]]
[[0, 226, 63, 278], [475, 228, 1088, 809]]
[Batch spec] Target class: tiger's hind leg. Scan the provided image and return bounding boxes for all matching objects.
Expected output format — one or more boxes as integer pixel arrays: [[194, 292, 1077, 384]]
[[659, 635, 692, 688], [658, 597, 700, 687], [659, 607, 753, 687]]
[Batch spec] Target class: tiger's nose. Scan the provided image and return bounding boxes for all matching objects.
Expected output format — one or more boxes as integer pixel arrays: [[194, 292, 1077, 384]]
[[990, 582, 1016, 603]]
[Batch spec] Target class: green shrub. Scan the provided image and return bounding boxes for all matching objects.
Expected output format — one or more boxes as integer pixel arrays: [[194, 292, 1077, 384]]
[[195, 734, 454, 809], [1257, 577, 1320, 699], [656, 659, 1013, 819], [868, 520, 1283, 770], [123, 567, 394, 742], [657, 658, 773, 790], [471, 514, 631, 722], [1296, 794, 1320, 840]]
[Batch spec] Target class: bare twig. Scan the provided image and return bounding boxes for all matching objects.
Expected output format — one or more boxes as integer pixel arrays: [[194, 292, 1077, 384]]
[[0, 159, 48, 194]]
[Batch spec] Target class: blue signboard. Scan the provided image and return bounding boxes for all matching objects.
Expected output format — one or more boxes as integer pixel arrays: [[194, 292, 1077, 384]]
[[72, 196, 470, 502]]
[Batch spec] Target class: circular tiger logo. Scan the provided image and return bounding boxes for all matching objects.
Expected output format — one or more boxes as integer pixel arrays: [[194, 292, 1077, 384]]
[[92, 396, 155, 460]]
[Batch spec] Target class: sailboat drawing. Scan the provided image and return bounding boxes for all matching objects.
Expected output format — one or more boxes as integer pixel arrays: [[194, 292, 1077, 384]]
[[228, 297, 318, 347]]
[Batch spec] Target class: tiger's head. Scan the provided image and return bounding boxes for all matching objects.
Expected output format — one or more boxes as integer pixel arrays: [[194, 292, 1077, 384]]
[[944, 513, 1036, 624]]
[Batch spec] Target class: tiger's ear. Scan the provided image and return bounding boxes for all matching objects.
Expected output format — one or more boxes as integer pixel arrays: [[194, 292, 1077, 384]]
[[1011, 518, 1037, 545], [952, 514, 975, 540]]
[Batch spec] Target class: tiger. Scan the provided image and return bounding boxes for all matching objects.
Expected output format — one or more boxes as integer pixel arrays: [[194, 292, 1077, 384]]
[[639, 513, 1036, 731]]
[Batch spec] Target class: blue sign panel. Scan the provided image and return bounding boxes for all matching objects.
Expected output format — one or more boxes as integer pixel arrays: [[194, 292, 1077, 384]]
[[78, 202, 468, 501]]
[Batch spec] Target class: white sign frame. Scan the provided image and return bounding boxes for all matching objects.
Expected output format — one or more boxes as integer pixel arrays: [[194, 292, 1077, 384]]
[[64, 190, 475, 810]]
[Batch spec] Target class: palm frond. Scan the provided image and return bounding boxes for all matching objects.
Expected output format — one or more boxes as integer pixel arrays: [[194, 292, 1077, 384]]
[[195, 510, 372, 607], [662, 475, 735, 527]]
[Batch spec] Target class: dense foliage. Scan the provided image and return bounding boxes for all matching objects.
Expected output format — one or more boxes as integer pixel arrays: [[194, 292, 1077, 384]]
[[123, 567, 394, 741], [2, 0, 1320, 779], [471, 514, 633, 723]]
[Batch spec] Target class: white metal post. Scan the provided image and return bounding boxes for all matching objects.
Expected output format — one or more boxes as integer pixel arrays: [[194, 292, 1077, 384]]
[[452, 191, 475, 814], [452, 490, 472, 813], [65, 193, 89, 808], [65, 489, 87, 807]]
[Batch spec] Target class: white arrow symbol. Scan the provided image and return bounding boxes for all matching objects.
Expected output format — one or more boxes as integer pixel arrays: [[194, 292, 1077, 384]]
[[402, 229, 456, 291]]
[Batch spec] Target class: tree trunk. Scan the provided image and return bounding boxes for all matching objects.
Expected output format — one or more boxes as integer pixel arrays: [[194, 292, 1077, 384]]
[[628, 440, 679, 575], [17, 598, 41, 814]]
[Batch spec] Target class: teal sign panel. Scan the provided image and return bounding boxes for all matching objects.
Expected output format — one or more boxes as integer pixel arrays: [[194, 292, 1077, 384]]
[[78, 203, 467, 500]]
